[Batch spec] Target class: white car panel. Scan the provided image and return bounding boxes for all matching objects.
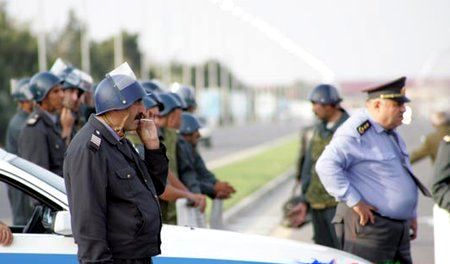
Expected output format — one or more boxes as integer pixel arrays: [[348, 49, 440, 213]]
[[0, 148, 369, 264]]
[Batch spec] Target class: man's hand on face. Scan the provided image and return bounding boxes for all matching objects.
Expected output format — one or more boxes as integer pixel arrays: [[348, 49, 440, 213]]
[[137, 117, 160, 150], [60, 107, 75, 141]]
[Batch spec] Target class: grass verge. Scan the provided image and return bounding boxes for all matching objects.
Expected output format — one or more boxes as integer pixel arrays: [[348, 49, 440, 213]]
[[209, 137, 299, 213]]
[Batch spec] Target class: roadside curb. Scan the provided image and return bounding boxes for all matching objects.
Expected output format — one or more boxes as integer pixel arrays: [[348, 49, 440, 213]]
[[223, 166, 295, 224]]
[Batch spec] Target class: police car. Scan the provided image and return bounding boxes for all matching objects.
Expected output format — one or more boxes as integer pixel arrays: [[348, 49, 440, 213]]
[[0, 149, 369, 264]]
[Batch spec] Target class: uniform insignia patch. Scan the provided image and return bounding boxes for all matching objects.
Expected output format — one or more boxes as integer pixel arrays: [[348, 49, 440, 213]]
[[89, 134, 102, 149], [357, 120, 371, 135], [26, 114, 40, 125], [444, 135, 450, 143]]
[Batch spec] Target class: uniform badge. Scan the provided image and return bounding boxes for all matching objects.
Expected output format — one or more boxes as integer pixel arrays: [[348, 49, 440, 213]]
[[357, 120, 371, 135], [26, 114, 40, 126], [89, 134, 102, 150]]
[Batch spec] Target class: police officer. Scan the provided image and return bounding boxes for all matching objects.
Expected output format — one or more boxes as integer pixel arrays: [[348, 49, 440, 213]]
[[64, 63, 168, 264], [127, 92, 206, 221], [316, 77, 431, 263], [156, 93, 206, 224], [171, 83, 196, 112], [410, 111, 450, 164], [5, 78, 34, 154], [287, 84, 349, 248], [5, 78, 35, 225], [177, 113, 236, 199], [50, 58, 93, 141], [18, 71, 73, 176]]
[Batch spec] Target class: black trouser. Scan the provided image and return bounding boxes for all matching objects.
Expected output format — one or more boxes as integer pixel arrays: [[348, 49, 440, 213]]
[[113, 258, 153, 264], [333, 203, 412, 264], [311, 206, 339, 249]]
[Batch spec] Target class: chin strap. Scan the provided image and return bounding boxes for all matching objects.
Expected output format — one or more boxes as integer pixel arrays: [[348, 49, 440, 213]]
[[101, 113, 125, 138]]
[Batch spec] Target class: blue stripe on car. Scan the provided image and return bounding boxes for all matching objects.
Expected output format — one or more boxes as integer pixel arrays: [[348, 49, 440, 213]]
[[0, 254, 279, 264]]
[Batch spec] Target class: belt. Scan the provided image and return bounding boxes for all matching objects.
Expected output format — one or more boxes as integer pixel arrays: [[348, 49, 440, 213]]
[[372, 211, 407, 223]]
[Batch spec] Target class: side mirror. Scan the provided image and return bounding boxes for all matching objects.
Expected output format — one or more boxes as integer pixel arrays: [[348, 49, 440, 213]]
[[53, 211, 72, 236]]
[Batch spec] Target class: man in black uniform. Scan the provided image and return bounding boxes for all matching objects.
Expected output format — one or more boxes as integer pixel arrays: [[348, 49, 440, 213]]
[[18, 71, 73, 176], [5, 78, 35, 225], [64, 63, 168, 264], [5, 78, 34, 155], [177, 113, 236, 199], [50, 58, 93, 140]]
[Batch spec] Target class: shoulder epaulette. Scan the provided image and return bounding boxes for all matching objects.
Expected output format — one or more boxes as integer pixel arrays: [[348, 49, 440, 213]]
[[26, 114, 40, 126], [356, 120, 371, 135], [88, 131, 102, 150], [444, 135, 450, 143]]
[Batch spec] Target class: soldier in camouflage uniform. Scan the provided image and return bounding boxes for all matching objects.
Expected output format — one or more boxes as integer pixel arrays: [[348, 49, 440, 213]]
[[288, 84, 349, 248], [155, 92, 206, 224], [432, 134, 450, 212], [410, 111, 450, 164]]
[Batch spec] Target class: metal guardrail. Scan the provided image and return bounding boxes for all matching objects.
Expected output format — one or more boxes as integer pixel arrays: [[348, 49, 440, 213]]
[[175, 198, 225, 229]]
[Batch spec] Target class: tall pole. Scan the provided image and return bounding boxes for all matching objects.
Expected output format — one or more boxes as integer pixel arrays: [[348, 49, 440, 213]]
[[114, 0, 123, 67], [114, 32, 123, 67], [37, 0, 47, 71], [140, 0, 149, 79], [195, 64, 205, 91], [80, 0, 90, 73], [182, 65, 191, 85]]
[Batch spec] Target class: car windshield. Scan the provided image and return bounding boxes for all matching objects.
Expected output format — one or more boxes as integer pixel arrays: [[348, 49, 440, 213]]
[[9, 157, 66, 194]]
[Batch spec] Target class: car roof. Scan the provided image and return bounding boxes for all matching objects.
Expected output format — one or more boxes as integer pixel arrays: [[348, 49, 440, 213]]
[[0, 148, 68, 209]]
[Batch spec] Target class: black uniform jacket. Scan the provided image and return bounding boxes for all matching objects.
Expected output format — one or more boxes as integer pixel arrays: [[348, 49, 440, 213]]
[[64, 115, 168, 263], [18, 107, 65, 176], [177, 137, 217, 198]]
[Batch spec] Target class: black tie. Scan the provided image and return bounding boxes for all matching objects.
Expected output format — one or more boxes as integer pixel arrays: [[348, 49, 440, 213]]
[[385, 130, 431, 197]]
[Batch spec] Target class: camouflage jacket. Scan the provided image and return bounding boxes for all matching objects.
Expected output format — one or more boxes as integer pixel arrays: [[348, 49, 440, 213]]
[[304, 110, 349, 209]]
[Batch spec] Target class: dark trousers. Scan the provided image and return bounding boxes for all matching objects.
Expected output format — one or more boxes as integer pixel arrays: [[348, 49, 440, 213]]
[[311, 207, 339, 249], [333, 203, 412, 264], [113, 258, 153, 264]]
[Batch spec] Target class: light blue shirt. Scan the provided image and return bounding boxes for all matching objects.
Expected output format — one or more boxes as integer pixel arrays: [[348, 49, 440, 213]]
[[316, 109, 418, 220], [95, 116, 121, 142]]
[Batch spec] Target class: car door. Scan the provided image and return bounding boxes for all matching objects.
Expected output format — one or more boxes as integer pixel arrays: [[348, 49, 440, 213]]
[[0, 171, 78, 263]]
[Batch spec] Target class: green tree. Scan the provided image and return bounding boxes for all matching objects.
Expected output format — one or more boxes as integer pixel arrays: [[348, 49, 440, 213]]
[[47, 9, 82, 68], [0, 3, 38, 146]]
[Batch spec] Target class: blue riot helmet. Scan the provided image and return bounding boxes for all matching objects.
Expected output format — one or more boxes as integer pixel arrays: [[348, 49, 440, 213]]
[[50, 58, 93, 93], [29, 72, 63, 103], [170, 92, 188, 110], [171, 83, 197, 109], [140, 80, 166, 108], [94, 62, 146, 115], [307, 84, 342, 105], [179, 112, 202, 135], [158, 93, 182, 116], [143, 95, 158, 109], [10, 78, 33, 102], [140, 80, 166, 94]]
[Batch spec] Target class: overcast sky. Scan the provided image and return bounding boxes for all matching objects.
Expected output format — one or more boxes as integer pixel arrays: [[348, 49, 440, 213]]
[[5, 0, 450, 85]]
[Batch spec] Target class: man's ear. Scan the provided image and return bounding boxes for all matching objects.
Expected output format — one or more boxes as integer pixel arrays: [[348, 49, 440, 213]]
[[372, 99, 382, 110]]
